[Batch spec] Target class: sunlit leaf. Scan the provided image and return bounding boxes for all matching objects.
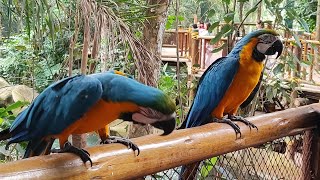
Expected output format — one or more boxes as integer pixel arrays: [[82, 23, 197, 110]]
[[177, 15, 184, 21], [210, 24, 232, 45], [0, 108, 6, 114], [200, 157, 217, 177], [211, 43, 227, 53], [14, 45, 27, 51], [273, 63, 284, 75], [272, 87, 277, 98], [292, 33, 301, 48], [207, 9, 215, 18], [6, 101, 28, 112], [244, 6, 257, 18], [222, 0, 231, 5], [208, 21, 219, 33], [297, 18, 309, 33], [223, 12, 234, 23]]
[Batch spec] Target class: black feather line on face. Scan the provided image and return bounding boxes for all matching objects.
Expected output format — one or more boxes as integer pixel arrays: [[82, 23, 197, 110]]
[[119, 112, 133, 122], [252, 47, 266, 62]]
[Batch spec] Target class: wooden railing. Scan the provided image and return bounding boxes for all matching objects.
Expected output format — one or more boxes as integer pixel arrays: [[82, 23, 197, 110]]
[[0, 104, 319, 179], [283, 38, 320, 82]]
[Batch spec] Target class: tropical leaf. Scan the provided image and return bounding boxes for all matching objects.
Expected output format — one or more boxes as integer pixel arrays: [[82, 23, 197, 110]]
[[5, 101, 28, 112], [208, 21, 219, 33], [200, 157, 218, 178], [207, 9, 215, 18], [244, 6, 257, 18], [223, 12, 234, 23], [211, 43, 227, 53]]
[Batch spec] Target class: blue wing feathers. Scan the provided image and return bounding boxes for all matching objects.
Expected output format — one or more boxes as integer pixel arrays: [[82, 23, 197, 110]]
[[185, 56, 239, 128], [8, 75, 103, 143]]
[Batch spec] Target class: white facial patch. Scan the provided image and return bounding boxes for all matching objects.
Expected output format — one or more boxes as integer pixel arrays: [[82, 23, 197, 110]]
[[132, 113, 158, 124], [131, 107, 176, 124], [256, 34, 279, 54]]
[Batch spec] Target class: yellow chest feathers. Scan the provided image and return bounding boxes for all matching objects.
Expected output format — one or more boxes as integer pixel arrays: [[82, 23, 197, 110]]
[[239, 38, 264, 76]]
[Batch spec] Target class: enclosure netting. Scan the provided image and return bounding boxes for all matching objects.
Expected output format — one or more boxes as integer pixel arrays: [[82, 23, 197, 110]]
[[144, 131, 312, 180]]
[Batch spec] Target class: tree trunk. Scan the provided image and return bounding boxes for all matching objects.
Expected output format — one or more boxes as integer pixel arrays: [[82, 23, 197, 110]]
[[239, 2, 245, 36], [89, 14, 102, 74], [0, 12, 2, 40], [316, 0, 320, 70], [72, 0, 92, 148], [129, 0, 171, 138], [256, 1, 262, 22]]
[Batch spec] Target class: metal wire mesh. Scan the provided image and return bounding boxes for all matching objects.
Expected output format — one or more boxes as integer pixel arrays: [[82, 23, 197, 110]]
[[145, 131, 312, 180]]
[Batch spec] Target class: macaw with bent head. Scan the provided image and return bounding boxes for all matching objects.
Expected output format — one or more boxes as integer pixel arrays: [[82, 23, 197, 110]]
[[179, 29, 283, 179], [0, 71, 176, 166]]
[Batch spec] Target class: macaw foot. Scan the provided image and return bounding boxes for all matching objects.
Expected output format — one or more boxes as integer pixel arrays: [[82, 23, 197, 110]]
[[51, 141, 92, 167], [228, 114, 258, 130], [101, 136, 140, 156], [213, 117, 241, 137]]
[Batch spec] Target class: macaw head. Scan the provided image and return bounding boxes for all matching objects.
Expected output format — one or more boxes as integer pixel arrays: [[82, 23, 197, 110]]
[[231, 29, 283, 62], [130, 93, 176, 135], [125, 84, 176, 135], [96, 73, 176, 135]]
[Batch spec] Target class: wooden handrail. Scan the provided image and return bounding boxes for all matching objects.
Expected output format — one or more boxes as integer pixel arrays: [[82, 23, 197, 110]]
[[1, 104, 319, 179]]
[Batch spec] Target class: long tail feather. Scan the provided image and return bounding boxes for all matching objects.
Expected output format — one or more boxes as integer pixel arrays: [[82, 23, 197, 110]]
[[24, 139, 55, 158]]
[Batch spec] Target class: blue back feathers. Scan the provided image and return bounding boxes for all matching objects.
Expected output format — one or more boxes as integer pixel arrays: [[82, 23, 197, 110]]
[[8, 75, 103, 143], [90, 73, 175, 114]]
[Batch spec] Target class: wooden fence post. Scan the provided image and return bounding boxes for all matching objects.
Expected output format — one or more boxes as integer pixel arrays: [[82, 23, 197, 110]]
[[191, 38, 199, 66], [293, 44, 302, 78], [309, 47, 315, 81]]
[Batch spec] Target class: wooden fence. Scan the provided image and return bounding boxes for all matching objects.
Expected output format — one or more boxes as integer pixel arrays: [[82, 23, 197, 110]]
[[283, 38, 320, 82], [0, 103, 319, 179]]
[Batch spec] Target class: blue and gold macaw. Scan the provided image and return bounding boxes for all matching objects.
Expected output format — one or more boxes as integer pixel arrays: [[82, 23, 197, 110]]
[[180, 29, 283, 132], [0, 71, 176, 166], [178, 29, 283, 179]]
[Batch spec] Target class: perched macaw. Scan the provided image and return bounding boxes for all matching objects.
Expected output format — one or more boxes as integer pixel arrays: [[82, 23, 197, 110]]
[[178, 29, 283, 179], [0, 71, 176, 166], [180, 29, 283, 132]]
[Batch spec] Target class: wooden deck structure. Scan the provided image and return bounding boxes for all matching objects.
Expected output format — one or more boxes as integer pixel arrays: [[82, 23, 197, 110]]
[[161, 28, 320, 101]]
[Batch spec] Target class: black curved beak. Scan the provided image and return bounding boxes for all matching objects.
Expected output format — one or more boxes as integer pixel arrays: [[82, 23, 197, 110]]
[[151, 118, 176, 135], [265, 39, 283, 59]]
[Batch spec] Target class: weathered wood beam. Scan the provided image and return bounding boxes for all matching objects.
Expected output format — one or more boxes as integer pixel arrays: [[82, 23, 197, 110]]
[[0, 104, 320, 180]]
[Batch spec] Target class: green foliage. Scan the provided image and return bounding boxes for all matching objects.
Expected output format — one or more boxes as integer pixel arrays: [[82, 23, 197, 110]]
[[294, 0, 317, 32], [158, 64, 189, 125], [200, 157, 218, 178], [0, 35, 35, 87], [0, 101, 29, 162], [258, 53, 299, 111], [0, 28, 70, 91], [166, 15, 185, 29]]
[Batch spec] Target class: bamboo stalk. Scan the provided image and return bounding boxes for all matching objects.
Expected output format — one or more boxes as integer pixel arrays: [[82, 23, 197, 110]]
[[0, 104, 319, 179]]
